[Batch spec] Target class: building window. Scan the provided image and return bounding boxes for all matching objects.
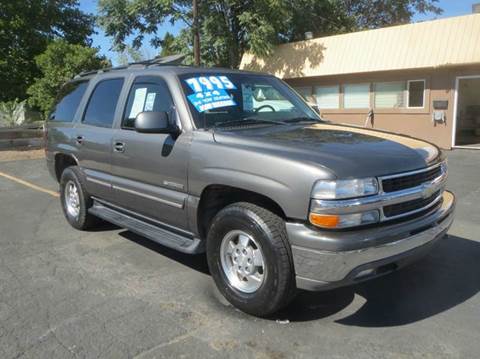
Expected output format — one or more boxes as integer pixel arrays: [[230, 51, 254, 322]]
[[314, 85, 339, 109], [407, 80, 425, 108], [374, 82, 406, 108], [294, 86, 312, 101], [344, 83, 370, 109]]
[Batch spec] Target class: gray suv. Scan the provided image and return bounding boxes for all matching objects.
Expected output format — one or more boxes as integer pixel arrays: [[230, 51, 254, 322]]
[[46, 63, 455, 316]]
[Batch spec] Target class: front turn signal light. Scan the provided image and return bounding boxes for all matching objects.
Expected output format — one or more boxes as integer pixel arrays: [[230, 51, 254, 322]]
[[308, 213, 340, 228], [309, 210, 379, 229]]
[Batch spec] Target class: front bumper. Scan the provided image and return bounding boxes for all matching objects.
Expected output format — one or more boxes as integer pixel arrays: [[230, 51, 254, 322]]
[[288, 191, 455, 291]]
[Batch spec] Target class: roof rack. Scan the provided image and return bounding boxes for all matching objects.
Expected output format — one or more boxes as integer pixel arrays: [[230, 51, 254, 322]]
[[130, 54, 186, 67], [75, 54, 188, 78]]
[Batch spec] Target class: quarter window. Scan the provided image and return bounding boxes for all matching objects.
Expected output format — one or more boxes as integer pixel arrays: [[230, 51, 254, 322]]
[[314, 85, 339, 109], [344, 83, 370, 109], [123, 76, 174, 128], [407, 80, 425, 108], [51, 81, 88, 122], [374, 82, 406, 108], [83, 78, 124, 127]]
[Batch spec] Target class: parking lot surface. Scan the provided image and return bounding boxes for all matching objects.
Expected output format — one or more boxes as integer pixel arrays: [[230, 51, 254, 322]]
[[0, 150, 479, 358]]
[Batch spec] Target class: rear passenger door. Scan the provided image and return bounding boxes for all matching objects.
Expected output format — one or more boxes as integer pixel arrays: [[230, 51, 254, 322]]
[[75, 77, 125, 202], [110, 75, 190, 231]]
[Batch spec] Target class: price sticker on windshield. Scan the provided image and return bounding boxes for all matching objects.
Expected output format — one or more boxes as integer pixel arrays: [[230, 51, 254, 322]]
[[185, 76, 236, 93], [185, 76, 237, 112], [187, 89, 236, 112]]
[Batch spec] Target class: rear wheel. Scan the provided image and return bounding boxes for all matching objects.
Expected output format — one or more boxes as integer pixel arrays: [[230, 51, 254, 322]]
[[60, 166, 98, 230], [207, 202, 296, 316]]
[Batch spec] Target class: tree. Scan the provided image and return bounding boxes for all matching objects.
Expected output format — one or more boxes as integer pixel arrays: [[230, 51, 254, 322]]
[[341, 0, 442, 29], [159, 32, 178, 57], [117, 45, 147, 66], [97, 0, 442, 69], [0, 0, 95, 102], [27, 40, 110, 117]]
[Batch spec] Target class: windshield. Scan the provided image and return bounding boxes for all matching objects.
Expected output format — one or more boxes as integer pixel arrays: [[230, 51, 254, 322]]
[[178, 73, 320, 129]]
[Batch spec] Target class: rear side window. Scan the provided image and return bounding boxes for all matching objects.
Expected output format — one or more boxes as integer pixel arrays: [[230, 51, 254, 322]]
[[123, 76, 174, 128], [51, 81, 88, 122], [83, 78, 124, 128]]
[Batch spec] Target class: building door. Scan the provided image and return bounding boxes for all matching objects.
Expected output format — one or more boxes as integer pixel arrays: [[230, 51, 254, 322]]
[[454, 77, 480, 148]]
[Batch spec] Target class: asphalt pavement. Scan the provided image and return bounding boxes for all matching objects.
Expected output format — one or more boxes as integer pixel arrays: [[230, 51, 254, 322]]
[[0, 150, 479, 358]]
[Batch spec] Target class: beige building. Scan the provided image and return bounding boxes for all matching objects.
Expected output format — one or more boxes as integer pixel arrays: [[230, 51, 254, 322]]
[[240, 13, 480, 149]]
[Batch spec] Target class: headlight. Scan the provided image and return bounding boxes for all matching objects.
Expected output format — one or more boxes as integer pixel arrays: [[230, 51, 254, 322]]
[[309, 210, 380, 229], [312, 178, 378, 200]]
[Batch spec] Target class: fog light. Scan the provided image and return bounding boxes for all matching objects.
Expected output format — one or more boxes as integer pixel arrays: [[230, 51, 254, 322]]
[[309, 210, 379, 229]]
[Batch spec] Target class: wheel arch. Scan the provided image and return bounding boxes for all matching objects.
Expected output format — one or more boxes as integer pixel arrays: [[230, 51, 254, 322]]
[[54, 152, 79, 182], [196, 184, 288, 240]]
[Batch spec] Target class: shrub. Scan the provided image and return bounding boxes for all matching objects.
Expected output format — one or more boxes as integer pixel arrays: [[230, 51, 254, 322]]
[[0, 99, 27, 127]]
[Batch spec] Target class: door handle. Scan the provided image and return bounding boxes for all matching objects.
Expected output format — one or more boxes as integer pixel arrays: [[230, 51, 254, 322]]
[[113, 142, 125, 153], [76, 136, 84, 145]]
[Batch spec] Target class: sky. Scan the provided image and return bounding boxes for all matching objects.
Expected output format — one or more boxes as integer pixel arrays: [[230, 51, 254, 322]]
[[79, 0, 185, 65], [80, 0, 477, 66]]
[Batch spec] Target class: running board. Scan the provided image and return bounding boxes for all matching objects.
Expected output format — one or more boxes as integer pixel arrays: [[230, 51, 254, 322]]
[[89, 201, 204, 254]]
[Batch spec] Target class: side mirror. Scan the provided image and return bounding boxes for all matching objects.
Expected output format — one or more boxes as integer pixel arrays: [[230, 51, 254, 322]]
[[134, 111, 178, 134], [308, 103, 320, 114]]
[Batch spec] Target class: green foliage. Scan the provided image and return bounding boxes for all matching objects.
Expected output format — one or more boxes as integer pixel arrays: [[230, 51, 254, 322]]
[[0, 99, 27, 127], [342, 0, 442, 29], [116, 45, 147, 66], [27, 40, 111, 117], [97, 0, 442, 69], [0, 0, 95, 102], [159, 32, 178, 57]]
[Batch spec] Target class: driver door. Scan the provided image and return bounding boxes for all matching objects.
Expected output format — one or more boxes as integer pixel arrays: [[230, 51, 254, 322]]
[[110, 75, 191, 231]]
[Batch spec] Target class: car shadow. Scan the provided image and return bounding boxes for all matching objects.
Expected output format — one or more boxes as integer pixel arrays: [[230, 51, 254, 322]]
[[276, 235, 480, 326], [118, 230, 210, 274], [116, 230, 480, 327], [81, 220, 120, 232]]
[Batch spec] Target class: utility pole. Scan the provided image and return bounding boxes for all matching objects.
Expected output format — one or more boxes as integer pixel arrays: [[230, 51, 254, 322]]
[[193, 0, 200, 66]]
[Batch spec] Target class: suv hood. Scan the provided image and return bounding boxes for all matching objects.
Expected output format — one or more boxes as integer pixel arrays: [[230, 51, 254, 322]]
[[212, 123, 442, 178]]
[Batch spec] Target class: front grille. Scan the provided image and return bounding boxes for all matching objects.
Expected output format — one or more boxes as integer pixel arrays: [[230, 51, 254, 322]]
[[383, 190, 441, 218], [382, 165, 442, 193]]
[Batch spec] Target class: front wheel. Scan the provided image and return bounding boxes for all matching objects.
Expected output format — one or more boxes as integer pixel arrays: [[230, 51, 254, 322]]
[[206, 202, 296, 316]]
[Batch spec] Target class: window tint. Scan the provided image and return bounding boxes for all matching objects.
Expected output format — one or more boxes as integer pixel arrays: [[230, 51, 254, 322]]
[[51, 81, 88, 122], [314, 86, 339, 109], [123, 76, 174, 128], [344, 83, 370, 109], [83, 78, 124, 127], [408, 80, 425, 108]]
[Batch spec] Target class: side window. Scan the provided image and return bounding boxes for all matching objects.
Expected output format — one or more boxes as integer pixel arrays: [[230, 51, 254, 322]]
[[83, 78, 124, 128], [51, 81, 88, 122], [123, 76, 174, 129]]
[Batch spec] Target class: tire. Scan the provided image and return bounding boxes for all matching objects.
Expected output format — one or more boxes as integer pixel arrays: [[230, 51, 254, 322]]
[[59, 166, 98, 230], [206, 202, 296, 317]]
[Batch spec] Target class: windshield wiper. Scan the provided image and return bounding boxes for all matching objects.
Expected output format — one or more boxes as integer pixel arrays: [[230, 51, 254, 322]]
[[212, 118, 287, 129], [281, 117, 321, 124]]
